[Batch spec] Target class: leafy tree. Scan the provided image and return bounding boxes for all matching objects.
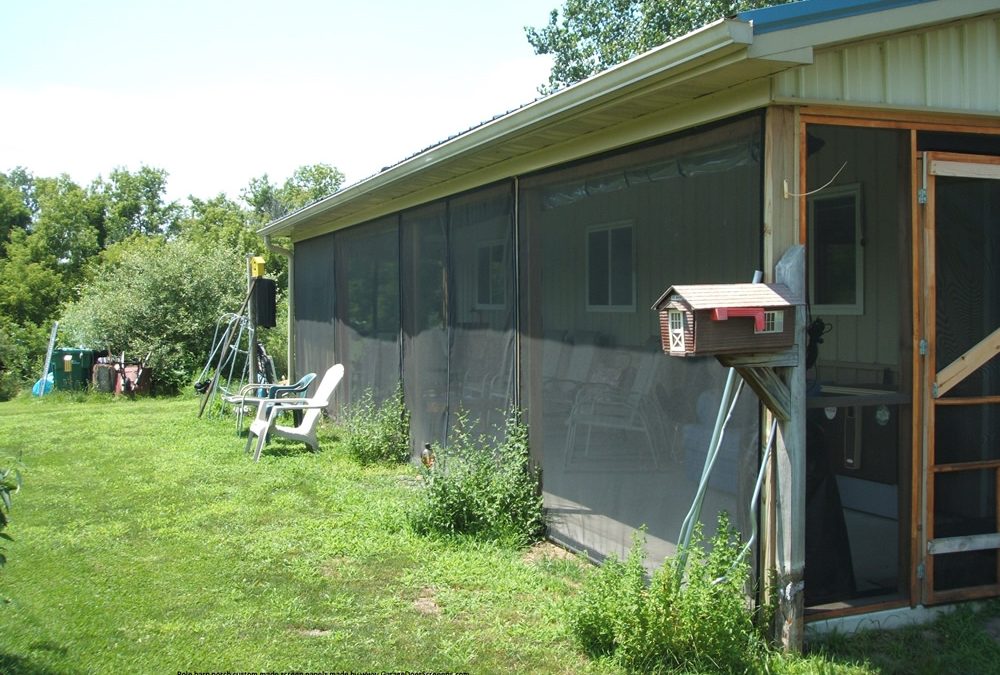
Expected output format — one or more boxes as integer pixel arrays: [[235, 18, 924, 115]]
[[277, 164, 345, 212], [5, 167, 39, 217], [240, 163, 345, 293], [30, 175, 104, 277], [0, 173, 32, 252], [0, 175, 103, 326], [526, 0, 791, 93], [60, 236, 245, 392], [0, 235, 66, 327], [176, 193, 261, 256], [96, 166, 181, 244], [0, 171, 103, 394], [242, 163, 345, 222]]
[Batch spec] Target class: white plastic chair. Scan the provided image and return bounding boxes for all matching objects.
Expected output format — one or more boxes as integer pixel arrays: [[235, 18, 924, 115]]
[[223, 372, 316, 435], [244, 364, 344, 461]]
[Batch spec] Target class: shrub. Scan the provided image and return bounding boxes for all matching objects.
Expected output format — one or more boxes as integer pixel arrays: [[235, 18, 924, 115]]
[[409, 410, 544, 547], [59, 236, 245, 393], [0, 462, 21, 568], [0, 318, 47, 400], [568, 512, 770, 673], [342, 385, 410, 464], [567, 530, 648, 659]]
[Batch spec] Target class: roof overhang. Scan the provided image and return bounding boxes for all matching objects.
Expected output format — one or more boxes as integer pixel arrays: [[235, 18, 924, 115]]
[[261, 0, 998, 242]]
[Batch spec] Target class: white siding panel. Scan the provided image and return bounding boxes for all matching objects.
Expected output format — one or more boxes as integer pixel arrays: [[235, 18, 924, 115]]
[[843, 42, 885, 103], [965, 19, 1000, 111], [883, 34, 926, 106], [772, 14, 1000, 115], [924, 26, 966, 109]]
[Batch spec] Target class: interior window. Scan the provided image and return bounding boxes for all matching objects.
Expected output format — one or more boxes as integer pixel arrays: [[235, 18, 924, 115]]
[[586, 221, 635, 311], [476, 241, 506, 309], [809, 183, 863, 315]]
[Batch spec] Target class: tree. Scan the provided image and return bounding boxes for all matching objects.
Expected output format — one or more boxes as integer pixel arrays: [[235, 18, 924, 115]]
[[176, 193, 261, 256], [5, 167, 39, 217], [0, 173, 32, 253], [95, 166, 182, 244], [0, 172, 106, 392], [59, 236, 246, 392], [277, 164, 345, 212], [0, 175, 104, 325], [526, 0, 790, 94], [242, 163, 345, 223]]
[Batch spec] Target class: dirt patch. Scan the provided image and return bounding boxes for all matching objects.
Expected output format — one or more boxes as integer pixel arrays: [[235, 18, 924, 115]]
[[522, 540, 578, 565], [296, 628, 332, 637], [320, 556, 352, 579], [413, 587, 441, 616]]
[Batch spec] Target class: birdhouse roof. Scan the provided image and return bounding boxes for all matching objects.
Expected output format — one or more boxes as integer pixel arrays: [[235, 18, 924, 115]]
[[651, 283, 802, 311]]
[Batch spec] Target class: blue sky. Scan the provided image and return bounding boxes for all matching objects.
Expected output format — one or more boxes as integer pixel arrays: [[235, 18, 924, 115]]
[[0, 0, 554, 202]]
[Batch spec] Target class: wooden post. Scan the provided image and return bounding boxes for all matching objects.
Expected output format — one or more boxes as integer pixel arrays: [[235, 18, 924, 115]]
[[774, 245, 806, 650], [762, 105, 804, 651]]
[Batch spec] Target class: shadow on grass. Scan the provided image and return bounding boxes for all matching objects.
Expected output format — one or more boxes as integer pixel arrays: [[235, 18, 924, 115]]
[[256, 438, 321, 459], [0, 651, 66, 675]]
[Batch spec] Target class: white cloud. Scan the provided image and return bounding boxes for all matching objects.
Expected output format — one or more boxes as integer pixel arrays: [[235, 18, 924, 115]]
[[0, 53, 553, 205]]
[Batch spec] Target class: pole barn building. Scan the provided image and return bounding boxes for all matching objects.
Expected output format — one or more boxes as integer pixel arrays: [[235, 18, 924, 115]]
[[261, 0, 1000, 648]]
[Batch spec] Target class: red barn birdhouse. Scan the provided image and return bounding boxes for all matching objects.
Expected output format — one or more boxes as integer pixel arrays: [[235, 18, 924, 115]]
[[652, 283, 801, 357]]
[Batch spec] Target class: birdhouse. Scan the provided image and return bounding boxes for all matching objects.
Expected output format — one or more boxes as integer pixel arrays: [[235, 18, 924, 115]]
[[651, 283, 801, 357]]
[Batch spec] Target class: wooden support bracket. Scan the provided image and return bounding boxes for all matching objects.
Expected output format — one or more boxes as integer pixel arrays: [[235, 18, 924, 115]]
[[717, 351, 796, 421]]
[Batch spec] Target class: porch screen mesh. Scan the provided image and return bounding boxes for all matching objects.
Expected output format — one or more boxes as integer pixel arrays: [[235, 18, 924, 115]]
[[519, 116, 763, 566], [446, 186, 515, 440], [293, 231, 337, 402], [402, 184, 516, 455], [334, 216, 401, 412], [401, 203, 450, 450]]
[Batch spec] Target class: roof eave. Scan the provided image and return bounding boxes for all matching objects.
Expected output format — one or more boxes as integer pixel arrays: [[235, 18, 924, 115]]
[[259, 18, 754, 238]]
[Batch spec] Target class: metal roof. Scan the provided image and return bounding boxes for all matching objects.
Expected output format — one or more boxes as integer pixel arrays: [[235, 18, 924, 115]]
[[262, 0, 999, 242], [738, 0, 937, 34]]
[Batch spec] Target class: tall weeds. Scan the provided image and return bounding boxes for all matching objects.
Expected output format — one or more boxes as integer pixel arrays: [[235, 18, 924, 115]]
[[342, 385, 410, 464], [568, 513, 771, 673], [409, 410, 544, 547]]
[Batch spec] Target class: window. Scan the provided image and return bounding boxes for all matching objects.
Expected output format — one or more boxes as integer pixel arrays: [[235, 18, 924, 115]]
[[587, 221, 635, 311], [475, 241, 506, 309], [809, 184, 863, 315], [755, 310, 784, 335]]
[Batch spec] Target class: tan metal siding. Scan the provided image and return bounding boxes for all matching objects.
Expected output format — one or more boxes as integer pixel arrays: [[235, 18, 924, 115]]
[[774, 14, 1000, 114]]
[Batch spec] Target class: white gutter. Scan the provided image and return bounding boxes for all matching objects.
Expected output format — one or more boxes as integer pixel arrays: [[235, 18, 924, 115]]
[[260, 17, 753, 238], [263, 235, 295, 381]]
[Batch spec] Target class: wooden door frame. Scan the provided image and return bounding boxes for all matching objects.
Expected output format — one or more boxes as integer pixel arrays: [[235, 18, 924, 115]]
[[919, 151, 1000, 605], [797, 108, 1000, 618]]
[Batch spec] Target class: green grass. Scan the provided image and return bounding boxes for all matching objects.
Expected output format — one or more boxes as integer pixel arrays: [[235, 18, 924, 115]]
[[0, 392, 997, 674], [0, 393, 602, 674], [806, 601, 1000, 675]]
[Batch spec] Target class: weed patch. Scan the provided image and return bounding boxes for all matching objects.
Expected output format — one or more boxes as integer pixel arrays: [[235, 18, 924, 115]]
[[568, 513, 771, 673], [409, 410, 543, 548], [342, 385, 410, 464]]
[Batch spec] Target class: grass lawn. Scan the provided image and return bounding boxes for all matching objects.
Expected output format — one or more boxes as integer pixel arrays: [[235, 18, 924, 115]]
[[0, 392, 998, 674]]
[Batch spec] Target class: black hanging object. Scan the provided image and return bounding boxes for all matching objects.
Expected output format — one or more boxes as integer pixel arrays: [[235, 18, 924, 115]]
[[254, 278, 277, 328]]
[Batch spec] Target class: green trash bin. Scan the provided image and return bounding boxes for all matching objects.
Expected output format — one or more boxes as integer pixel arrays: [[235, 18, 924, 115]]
[[51, 348, 95, 390]]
